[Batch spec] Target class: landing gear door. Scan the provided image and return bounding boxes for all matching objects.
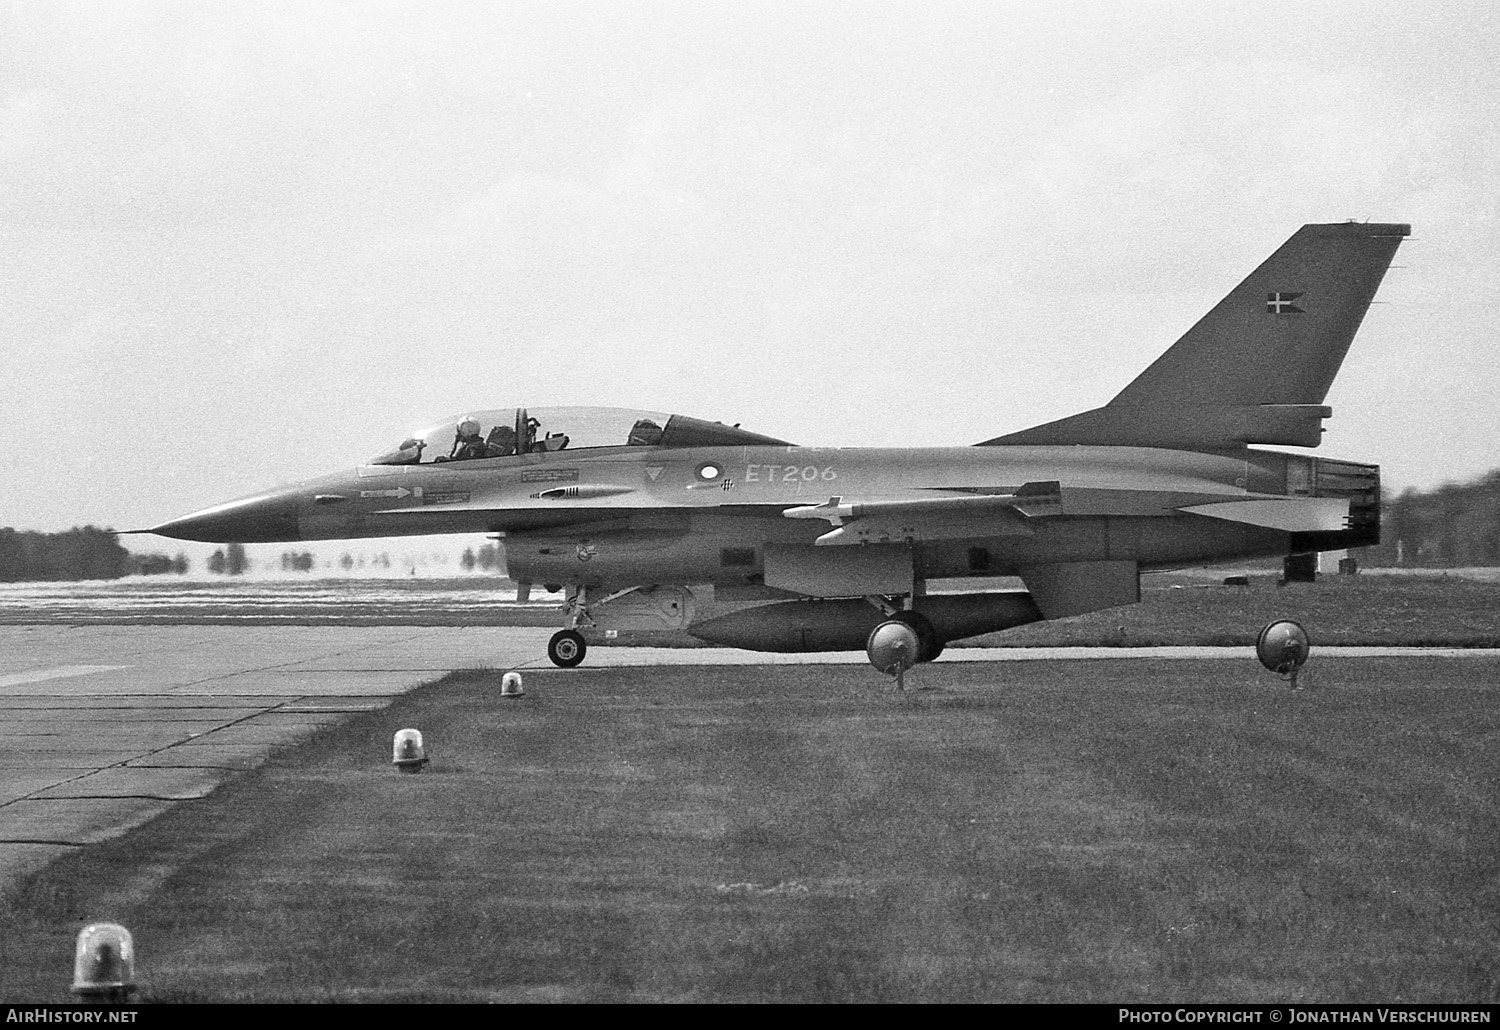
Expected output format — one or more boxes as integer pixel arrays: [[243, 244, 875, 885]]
[[586, 587, 697, 633]]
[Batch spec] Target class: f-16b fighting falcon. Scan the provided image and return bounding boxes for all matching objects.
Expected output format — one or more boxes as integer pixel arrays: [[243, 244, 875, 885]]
[[145, 221, 1409, 677]]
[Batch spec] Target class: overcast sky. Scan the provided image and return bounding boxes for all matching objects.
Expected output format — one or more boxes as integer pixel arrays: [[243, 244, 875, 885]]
[[4, 0, 1498, 542]]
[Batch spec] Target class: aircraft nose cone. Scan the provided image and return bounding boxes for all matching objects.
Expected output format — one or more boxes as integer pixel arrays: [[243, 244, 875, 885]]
[[148, 491, 303, 543]]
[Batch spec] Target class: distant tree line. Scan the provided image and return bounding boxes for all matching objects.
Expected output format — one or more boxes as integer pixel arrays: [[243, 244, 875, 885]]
[[280, 551, 316, 572], [0, 527, 188, 582], [338, 552, 392, 571], [1362, 470, 1500, 567], [460, 544, 503, 571], [207, 543, 250, 575], [132, 552, 191, 576]]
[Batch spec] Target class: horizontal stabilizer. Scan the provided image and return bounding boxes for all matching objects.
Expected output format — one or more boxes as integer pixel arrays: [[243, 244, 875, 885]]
[[1178, 497, 1350, 533]]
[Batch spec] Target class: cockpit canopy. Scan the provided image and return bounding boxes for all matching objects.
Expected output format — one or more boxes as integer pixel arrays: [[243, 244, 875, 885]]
[[367, 406, 790, 466]]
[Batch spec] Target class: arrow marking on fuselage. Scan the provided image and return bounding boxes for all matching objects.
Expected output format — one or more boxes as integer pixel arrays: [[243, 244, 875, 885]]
[[360, 487, 412, 499]]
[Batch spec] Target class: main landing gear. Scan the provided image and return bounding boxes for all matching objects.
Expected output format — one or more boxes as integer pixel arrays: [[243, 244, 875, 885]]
[[888, 609, 944, 663], [865, 598, 946, 688], [548, 629, 587, 668]]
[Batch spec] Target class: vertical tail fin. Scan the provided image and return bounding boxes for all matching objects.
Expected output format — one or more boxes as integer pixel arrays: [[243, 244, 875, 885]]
[[983, 221, 1410, 450]]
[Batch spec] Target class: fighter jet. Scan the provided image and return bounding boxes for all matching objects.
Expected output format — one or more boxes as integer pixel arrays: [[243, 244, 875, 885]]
[[146, 221, 1409, 676]]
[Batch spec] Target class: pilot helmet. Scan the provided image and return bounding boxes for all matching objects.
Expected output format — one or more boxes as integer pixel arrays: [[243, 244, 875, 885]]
[[457, 418, 482, 438]]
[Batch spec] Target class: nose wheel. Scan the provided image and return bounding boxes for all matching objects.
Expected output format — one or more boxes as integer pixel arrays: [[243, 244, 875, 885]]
[[548, 629, 587, 668]]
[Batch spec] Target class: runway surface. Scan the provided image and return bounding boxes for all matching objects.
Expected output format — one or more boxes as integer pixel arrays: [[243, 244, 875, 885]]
[[3, 624, 1497, 895]]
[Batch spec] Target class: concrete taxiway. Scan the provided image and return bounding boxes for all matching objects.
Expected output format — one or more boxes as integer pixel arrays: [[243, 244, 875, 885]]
[[0, 625, 551, 893], [4, 625, 1498, 896]]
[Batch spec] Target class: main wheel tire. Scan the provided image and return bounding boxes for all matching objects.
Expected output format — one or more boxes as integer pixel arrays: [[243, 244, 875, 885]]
[[867, 620, 922, 676], [891, 611, 943, 663], [548, 629, 587, 668]]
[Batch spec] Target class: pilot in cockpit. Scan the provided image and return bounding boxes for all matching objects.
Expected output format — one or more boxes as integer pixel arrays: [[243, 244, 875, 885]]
[[485, 423, 516, 456], [444, 418, 490, 461]]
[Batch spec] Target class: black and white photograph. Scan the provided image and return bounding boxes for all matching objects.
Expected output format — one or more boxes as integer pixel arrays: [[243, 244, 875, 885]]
[[1, 0, 1497, 1008]]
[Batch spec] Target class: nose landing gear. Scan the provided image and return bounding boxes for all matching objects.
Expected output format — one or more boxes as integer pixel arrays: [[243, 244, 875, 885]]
[[548, 629, 587, 668]]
